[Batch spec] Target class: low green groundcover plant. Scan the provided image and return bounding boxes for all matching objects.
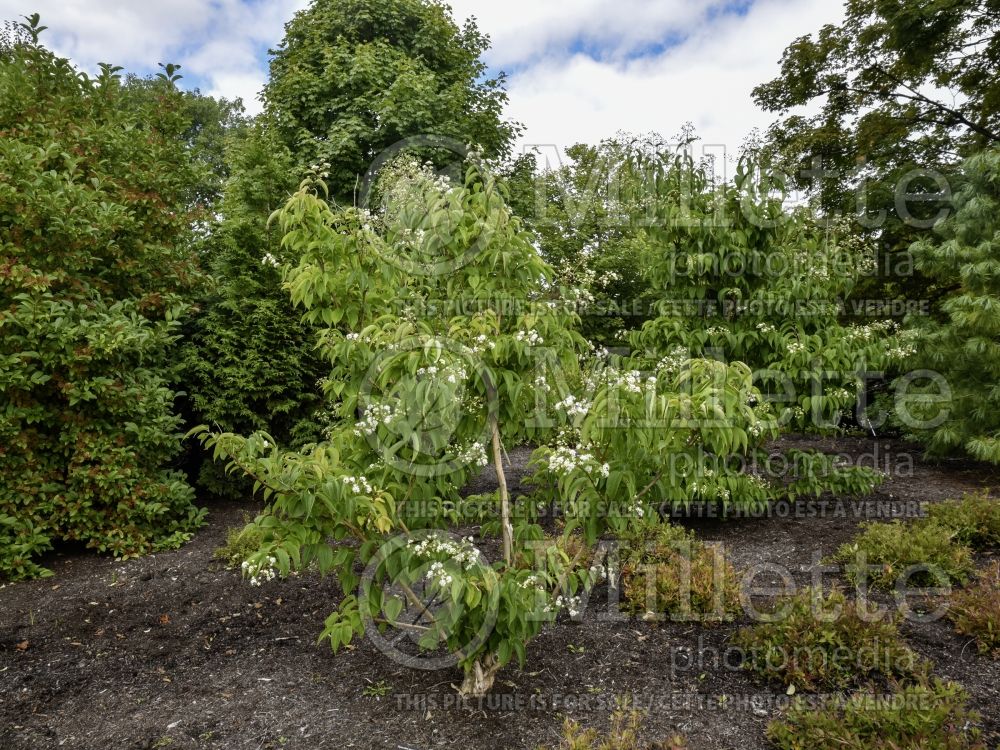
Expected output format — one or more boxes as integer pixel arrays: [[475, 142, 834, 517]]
[[767, 680, 985, 750], [537, 705, 687, 750], [947, 561, 1000, 657], [733, 587, 927, 692], [832, 521, 975, 590], [926, 492, 1000, 550], [213, 514, 266, 570], [619, 521, 741, 622]]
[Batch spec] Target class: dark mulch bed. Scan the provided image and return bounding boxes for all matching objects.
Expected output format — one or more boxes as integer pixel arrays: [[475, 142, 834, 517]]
[[2, 436, 999, 750]]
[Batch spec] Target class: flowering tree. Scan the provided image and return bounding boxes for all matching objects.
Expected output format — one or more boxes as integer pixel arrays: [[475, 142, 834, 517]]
[[516, 153, 902, 512], [631, 153, 911, 433], [195, 156, 600, 695], [527, 357, 778, 534]]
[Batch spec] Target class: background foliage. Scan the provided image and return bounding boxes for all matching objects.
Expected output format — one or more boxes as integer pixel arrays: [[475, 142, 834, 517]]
[[0, 19, 206, 577]]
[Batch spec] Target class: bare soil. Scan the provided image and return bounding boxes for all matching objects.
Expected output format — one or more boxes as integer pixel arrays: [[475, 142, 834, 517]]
[[2, 435, 999, 750]]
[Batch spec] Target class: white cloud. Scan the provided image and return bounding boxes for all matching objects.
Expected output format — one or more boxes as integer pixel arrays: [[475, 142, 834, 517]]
[[0, 0, 309, 112], [0, 0, 842, 149], [450, 0, 844, 165], [448, 0, 725, 68]]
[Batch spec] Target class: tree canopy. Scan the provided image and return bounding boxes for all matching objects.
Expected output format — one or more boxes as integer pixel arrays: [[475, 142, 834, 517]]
[[754, 0, 1000, 215], [264, 0, 520, 202]]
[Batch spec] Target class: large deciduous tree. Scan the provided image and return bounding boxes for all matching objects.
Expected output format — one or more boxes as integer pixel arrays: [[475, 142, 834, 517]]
[[755, 0, 1000, 201], [753, 0, 1000, 302], [264, 0, 519, 202]]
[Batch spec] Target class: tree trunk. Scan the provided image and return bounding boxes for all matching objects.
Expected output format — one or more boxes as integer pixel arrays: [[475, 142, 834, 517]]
[[490, 418, 513, 566], [458, 652, 503, 697]]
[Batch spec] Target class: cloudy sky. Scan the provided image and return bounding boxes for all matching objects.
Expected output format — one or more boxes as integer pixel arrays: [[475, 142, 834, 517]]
[[0, 0, 843, 165]]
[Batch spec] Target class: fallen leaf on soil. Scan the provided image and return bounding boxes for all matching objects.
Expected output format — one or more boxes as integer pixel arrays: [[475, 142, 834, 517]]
[[159, 614, 171, 625], [15, 641, 29, 651]]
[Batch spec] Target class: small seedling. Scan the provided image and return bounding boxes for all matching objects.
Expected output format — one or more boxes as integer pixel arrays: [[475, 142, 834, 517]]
[[362, 679, 392, 698]]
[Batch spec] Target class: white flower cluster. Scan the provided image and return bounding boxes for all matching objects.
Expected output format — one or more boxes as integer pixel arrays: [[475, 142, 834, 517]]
[[533, 374, 552, 394], [748, 422, 764, 439], [261, 253, 280, 268], [456, 441, 489, 468], [341, 475, 374, 495], [605, 369, 657, 395], [857, 253, 878, 274], [515, 330, 545, 346], [786, 342, 807, 355], [408, 534, 480, 570], [416, 362, 467, 384], [827, 387, 854, 402], [756, 322, 776, 334], [657, 346, 689, 375], [588, 561, 618, 584], [520, 573, 546, 591], [844, 320, 897, 343], [625, 501, 645, 518], [547, 594, 583, 617], [344, 331, 377, 344], [546, 446, 610, 478], [354, 403, 396, 437], [687, 482, 731, 501], [398, 227, 428, 245], [809, 265, 831, 282], [470, 333, 497, 354], [705, 326, 729, 336], [415, 161, 453, 194], [242, 556, 278, 587], [425, 561, 453, 589], [597, 270, 621, 287], [887, 328, 918, 359], [553, 394, 591, 418]]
